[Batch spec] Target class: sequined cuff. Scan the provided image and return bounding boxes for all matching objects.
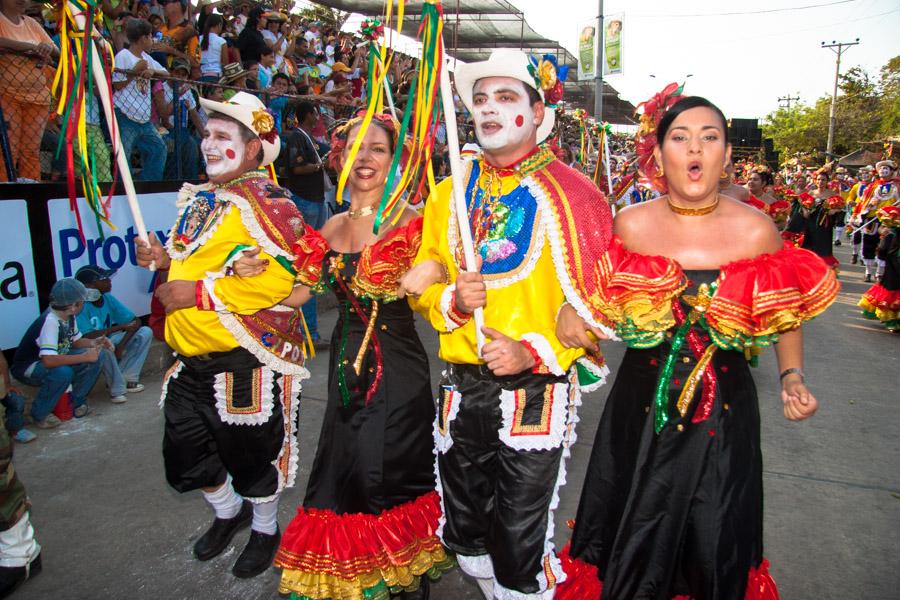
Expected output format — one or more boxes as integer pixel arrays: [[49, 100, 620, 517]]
[[195, 279, 223, 311], [441, 284, 471, 331], [519, 332, 565, 376]]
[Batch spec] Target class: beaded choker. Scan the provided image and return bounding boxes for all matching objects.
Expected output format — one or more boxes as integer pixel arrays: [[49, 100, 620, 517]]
[[667, 195, 719, 216]]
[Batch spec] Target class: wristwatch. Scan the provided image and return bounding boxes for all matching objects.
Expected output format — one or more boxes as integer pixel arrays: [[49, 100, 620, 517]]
[[779, 368, 804, 383]]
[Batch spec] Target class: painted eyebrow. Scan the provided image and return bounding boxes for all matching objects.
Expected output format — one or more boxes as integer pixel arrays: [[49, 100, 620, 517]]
[[669, 125, 722, 132], [473, 88, 521, 97]]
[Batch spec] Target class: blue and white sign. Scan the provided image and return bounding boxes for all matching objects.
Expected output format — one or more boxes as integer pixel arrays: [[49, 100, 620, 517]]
[[0, 200, 40, 349], [49, 193, 179, 318]]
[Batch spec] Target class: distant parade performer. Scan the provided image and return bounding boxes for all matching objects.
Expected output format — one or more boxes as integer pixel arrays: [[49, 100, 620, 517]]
[[135, 92, 309, 579], [785, 170, 845, 269], [847, 165, 875, 264], [859, 206, 900, 332], [409, 49, 614, 599]]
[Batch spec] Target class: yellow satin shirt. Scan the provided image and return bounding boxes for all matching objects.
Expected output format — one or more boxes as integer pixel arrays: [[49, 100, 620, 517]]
[[165, 205, 296, 356], [409, 170, 584, 371]]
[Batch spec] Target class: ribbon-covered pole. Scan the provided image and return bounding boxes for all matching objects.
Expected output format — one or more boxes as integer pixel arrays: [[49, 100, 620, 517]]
[[603, 126, 613, 196], [67, 1, 153, 263], [440, 57, 485, 354]]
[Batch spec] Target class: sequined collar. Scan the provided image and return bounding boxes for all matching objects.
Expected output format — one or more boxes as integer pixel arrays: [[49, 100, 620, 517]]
[[479, 144, 556, 179]]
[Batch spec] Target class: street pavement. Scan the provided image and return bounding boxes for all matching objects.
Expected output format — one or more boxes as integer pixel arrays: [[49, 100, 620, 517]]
[[10, 242, 899, 600]]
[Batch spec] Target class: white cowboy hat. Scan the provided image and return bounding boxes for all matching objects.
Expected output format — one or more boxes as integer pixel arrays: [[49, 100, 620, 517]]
[[454, 48, 555, 144], [875, 159, 896, 171], [199, 92, 281, 167]]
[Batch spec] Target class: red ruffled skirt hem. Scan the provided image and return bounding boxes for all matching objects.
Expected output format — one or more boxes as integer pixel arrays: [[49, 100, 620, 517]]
[[274, 491, 452, 599], [554, 542, 780, 600]]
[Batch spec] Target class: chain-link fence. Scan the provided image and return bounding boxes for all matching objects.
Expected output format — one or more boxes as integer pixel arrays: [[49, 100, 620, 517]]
[[0, 47, 365, 183]]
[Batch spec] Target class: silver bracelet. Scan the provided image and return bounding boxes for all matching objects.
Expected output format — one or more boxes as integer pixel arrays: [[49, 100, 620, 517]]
[[779, 367, 804, 382]]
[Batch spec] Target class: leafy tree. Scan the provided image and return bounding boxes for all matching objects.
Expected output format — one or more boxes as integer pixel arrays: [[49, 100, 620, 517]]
[[762, 56, 898, 161]]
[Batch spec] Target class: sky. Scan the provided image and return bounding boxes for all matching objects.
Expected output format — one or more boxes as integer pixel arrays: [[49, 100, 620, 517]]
[[510, 0, 900, 121]]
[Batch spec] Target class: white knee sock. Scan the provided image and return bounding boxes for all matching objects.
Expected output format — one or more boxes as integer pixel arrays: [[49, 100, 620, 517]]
[[0, 512, 40, 568], [251, 497, 279, 535], [202, 475, 243, 520]]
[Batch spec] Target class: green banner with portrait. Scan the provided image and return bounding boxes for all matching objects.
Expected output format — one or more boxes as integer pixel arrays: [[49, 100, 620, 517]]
[[577, 19, 598, 81], [603, 14, 624, 75]]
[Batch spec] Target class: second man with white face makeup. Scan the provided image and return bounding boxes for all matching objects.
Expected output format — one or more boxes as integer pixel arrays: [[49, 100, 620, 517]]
[[408, 49, 615, 599]]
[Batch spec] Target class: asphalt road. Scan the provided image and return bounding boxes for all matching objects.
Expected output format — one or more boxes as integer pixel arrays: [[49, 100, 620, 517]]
[[10, 242, 899, 600]]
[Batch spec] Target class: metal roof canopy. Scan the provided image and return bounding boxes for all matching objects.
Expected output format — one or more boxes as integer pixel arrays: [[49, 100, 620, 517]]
[[313, 0, 636, 123]]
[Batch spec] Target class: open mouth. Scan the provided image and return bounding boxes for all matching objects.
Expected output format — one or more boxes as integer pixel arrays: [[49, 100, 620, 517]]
[[480, 121, 502, 135], [687, 161, 703, 181], [354, 167, 376, 180], [205, 154, 222, 164]]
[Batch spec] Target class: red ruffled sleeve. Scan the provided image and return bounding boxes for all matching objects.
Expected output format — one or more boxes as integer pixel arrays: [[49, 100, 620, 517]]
[[744, 194, 768, 212], [593, 235, 687, 333], [291, 227, 330, 287], [352, 216, 424, 301], [705, 242, 840, 344]]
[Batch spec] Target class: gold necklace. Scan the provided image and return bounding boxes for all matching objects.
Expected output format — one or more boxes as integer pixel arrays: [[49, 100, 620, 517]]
[[348, 205, 377, 220], [667, 194, 720, 216]]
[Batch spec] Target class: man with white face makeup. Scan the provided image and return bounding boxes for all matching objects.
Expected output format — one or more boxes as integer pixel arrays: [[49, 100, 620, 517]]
[[408, 50, 614, 599], [134, 92, 310, 579]]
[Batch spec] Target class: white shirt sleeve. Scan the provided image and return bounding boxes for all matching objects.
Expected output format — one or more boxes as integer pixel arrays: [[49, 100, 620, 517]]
[[145, 52, 168, 74], [37, 314, 61, 357]]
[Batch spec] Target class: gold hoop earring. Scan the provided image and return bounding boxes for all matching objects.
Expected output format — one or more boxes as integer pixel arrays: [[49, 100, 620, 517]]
[[656, 164, 665, 177], [720, 170, 729, 180]]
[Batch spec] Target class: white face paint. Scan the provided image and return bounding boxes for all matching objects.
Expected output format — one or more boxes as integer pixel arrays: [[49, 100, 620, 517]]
[[878, 165, 893, 178], [471, 77, 537, 152], [201, 119, 246, 181]]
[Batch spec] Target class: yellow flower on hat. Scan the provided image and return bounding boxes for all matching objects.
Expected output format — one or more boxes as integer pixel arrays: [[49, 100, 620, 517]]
[[252, 109, 275, 135], [537, 58, 557, 91]]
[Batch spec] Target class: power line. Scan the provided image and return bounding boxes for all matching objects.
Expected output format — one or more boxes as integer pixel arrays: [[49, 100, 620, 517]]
[[779, 94, 801, 108], [632, 0, 858, 19]]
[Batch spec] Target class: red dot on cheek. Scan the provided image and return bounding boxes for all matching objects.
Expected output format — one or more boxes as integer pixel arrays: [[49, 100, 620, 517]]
[[225, 149, 236, 159], [515, 114, 524, 127]]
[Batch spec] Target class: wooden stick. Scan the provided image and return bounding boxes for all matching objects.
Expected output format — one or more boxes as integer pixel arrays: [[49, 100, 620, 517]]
[[439, 57, 485, 355], [69, 2, 154, 269]]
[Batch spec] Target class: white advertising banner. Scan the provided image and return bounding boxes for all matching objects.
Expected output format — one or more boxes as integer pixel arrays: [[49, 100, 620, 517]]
[[0, 200, 40, 350], [48, 193, 179, 318]]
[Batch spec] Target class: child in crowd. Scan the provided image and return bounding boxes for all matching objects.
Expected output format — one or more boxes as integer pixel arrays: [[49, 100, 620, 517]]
[[0, 354, 35, 443], [74, 266, 153, 399], [9, 279, 108, 428]]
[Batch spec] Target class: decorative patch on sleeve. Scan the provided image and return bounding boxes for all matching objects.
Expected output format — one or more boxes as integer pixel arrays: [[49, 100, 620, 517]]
[[435, 384, 461, 454]]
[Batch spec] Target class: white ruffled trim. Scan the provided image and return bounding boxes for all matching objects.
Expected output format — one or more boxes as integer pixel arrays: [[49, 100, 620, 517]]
[[159, 358, 183, 409], [213, 367, 275, 426], [440, 284, 464, 332], [216, 310, 310, 377], [268, 372, 301, 498], [222, 245, 258, 273], [522, 176, 618, 341], [497, 382, 568, 453], [446, 162, 545, 290], [456, 552, 495, 579], [519, 332, 565, 376], [575, 356, 610, 393], [494, 580, 556, 600]]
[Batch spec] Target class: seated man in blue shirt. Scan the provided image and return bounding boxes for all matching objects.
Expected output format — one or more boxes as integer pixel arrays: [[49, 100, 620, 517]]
[[75, 266, 153, 400]]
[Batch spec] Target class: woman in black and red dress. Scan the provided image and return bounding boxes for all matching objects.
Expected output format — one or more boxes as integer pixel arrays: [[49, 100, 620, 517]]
[[554, 90, 839, 600], [235, 114, 452, 599], [784, 171, 845, 269], [860, 206, 900, 332]]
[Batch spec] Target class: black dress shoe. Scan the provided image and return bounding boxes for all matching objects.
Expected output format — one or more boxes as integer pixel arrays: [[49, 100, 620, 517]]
[[0, 552, 41, 599], [232, 526, 281, 579], [397, 577, 430, 599], [193, 500, 252, 561]]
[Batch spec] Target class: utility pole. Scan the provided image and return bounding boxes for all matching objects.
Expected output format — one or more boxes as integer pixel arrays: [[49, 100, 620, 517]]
[[778, 94, 800, 109], [821, 38, 859, 159], [594, 0, 603, 121]]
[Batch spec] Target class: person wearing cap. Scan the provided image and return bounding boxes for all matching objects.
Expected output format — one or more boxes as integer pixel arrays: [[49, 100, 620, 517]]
[[113, 18, 169, 181], [133, 91, 310, 579], [10, 279, 109, 427], [75, 265, 153, 398], [851, 159, 899, 228], [218, 62, 248, 100], [405, 49, 614, 598]]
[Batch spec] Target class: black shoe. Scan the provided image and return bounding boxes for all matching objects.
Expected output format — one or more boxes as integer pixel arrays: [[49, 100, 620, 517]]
[[865, 274, 872, 282], [193, 500, 252, 561], [834, 240, 842, 246], [397, 577, 430, 600], [0, 552, 41, 599], [232, 527, 281, 579], [851, 255, 858, 264]]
